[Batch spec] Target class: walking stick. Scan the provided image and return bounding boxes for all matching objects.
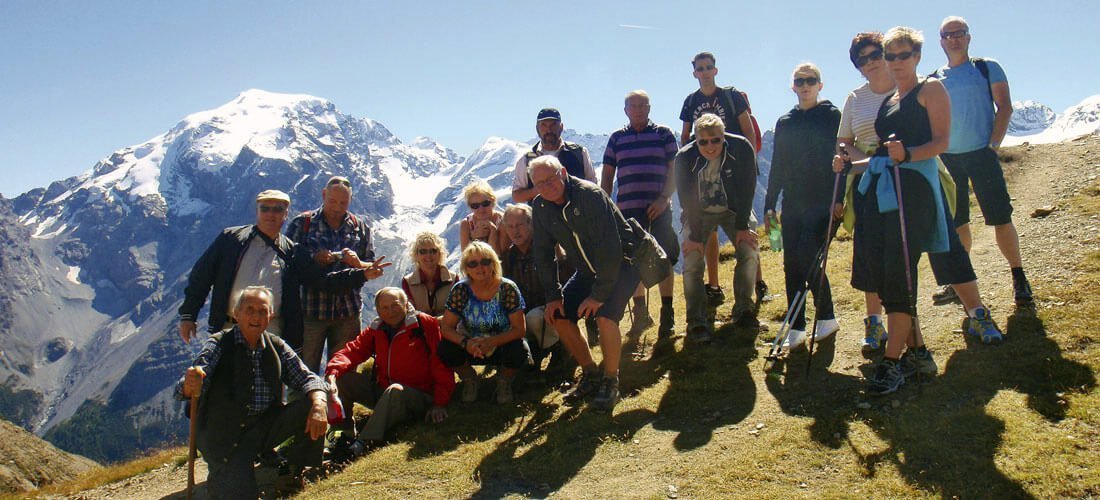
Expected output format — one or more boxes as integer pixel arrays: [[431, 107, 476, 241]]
[[887, 135, 923, 391], [187, 396, 197, 500], [805, 170, 844, 376]]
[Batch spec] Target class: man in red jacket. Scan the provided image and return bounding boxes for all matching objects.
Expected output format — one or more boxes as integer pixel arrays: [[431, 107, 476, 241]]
[[325, 287, 455, 455]]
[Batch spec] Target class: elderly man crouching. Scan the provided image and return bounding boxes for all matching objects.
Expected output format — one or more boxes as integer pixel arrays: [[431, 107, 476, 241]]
[[176, 286, 329, 498], [324, 288, 455, 456]]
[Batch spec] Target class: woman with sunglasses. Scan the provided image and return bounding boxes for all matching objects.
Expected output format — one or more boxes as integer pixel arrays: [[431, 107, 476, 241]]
[[438, 241, 530, 404], [401, 232, 458, 318], [835, 31, 895, 355], [764, 62, 842, 350], [460, 180, 506, 254], [835, 26, 967, 396]]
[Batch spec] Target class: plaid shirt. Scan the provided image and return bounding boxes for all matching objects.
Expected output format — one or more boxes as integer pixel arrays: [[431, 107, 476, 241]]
[[285, 208, 374, 320], [174, 327, 327, 415]]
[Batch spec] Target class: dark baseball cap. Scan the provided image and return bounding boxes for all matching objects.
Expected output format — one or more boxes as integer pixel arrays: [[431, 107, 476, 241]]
[[536, 108, 562, 121]]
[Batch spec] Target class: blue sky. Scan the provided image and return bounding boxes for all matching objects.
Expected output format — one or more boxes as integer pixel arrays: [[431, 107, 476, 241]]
[[1, 0, 1096, 197]]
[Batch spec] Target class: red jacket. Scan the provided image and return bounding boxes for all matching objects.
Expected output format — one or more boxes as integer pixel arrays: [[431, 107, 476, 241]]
[[326, 312, 456, 407]]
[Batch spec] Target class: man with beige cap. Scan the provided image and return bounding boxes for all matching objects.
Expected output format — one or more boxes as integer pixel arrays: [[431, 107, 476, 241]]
[[179, 189, 383, 349]]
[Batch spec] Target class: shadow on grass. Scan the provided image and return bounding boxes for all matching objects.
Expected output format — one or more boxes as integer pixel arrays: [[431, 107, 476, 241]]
[[648, 322, 759, 451], [469, 407, 656, 498], [765, 307, 1095, 497]]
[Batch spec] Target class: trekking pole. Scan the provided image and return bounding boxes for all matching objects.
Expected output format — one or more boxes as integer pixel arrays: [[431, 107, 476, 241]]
[[805, 170, 844, 376], [187, 395, 197, 500], [887, 135, 923, 391], [763, 288, 806, 371]]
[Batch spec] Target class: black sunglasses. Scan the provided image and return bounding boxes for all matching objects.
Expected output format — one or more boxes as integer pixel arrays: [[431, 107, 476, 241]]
[[697, 137, 724, 146], [258, 204, 287, 213], [940, 29, 968, 40], [884, 50, 918, 62], [856, 49, 883, 68], [793, 77, 819, 87], [465, 258, 493, 268], [417, 248, 439, 255], [469, 200, 493, 209]]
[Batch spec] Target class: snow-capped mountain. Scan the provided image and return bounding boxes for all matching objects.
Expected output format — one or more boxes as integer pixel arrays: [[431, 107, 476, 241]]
[[1008, 100, 1056, 134], [1004, 95, 1100, 146]]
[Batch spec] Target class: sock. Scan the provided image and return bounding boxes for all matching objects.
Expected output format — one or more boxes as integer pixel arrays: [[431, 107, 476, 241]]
[[968, 307, 983, 318], [1011, 267, 1027, 281], [633, 295, 646, 306]]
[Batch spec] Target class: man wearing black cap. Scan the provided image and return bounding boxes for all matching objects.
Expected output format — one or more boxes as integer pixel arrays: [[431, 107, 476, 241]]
[[511, 108, 597, 203]]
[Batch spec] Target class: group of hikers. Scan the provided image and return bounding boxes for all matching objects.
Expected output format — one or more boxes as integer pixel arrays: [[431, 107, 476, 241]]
[[173, 16, 1033, 496]]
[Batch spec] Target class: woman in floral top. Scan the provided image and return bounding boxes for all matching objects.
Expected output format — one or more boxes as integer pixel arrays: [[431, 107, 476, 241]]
[[438, 241, 530, 404]]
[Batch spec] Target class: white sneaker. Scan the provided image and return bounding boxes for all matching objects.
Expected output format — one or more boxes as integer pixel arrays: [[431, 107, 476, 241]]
[[784, 329, 806, 349], [814, 319, 840, 340]]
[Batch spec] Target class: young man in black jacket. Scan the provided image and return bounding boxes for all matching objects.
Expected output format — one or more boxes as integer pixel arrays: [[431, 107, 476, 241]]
[[764, 63, 844, 349], [676, 114, 760, 343]]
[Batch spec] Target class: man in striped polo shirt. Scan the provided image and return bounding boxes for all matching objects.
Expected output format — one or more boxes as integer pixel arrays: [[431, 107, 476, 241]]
[[601, 90, 680, 347]]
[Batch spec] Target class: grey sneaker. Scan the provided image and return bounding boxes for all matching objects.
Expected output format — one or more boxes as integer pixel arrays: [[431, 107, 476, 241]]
[[705, 284, 726, 307], [686, 326, 712, 344], [899, 348, 937, 378], [563, 369, 601, 406], [932, 284, 961, 305], [867, 359, 904, 396], [590, 376, 620, 413]]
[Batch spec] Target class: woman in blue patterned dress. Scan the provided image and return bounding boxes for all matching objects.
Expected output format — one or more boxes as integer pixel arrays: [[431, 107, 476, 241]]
[[438, 241, 531, 404]]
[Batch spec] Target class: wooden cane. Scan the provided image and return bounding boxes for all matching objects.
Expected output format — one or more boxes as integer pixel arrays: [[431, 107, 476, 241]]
[[187, 395, 198, 500]]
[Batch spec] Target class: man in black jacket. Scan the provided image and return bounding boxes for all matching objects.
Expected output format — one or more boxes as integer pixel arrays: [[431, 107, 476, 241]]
[[530, 156, 640, 413], [178, 189, 382, 349], [676, 113, 760, 343]]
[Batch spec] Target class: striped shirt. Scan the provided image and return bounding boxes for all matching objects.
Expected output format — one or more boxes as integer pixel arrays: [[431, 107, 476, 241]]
[[838, 83, 895, 155], [173, 327, 327, 415], [603, 121, 679, 213], [285, 208, 373, 320]]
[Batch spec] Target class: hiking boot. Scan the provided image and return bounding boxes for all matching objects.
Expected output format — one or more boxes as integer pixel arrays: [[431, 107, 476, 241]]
[[783, 329, 806, 350], [756, 280, 773, 303], [732, 309, 759, 329], [813, 318, 839, 341], [657, 306, 675, 340], [590, 376, 620, 413], [325, 432, 357, 464], [686, 325, 711, 344], [1014, 275, 1034, 305], [705, 284, 726, 307], [563, 369, 601, 406], [862, 316, 888, 354], [965, 307, 1003, 345], [932, 284, 961, 305], [899, 348, 937, 378], [866, 359, 904, 396], [496, 375, 514, 404], [461, 376, 480, 403]]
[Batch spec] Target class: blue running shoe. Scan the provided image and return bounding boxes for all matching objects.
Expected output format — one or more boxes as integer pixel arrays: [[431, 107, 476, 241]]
[[965, 307, 1003, 345]]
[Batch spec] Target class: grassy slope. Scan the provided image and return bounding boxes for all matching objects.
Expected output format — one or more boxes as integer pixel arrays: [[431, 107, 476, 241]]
[[297, 141, 1098, 499]]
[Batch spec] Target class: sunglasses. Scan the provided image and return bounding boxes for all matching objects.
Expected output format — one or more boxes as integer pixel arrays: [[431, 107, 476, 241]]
[[469, 200, 493, 209], [697, 137, 724, 146], [884, 50, 918, 62], [465, 258, 493, 268], [793, 77, 819, 87], [940, 29, 968, 40], [418, 248, 439, 255], [327, 177, 351, 187], [258, 204, 287, 213], [694, 64, 715, 72], [855, 49, 883, 68]]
